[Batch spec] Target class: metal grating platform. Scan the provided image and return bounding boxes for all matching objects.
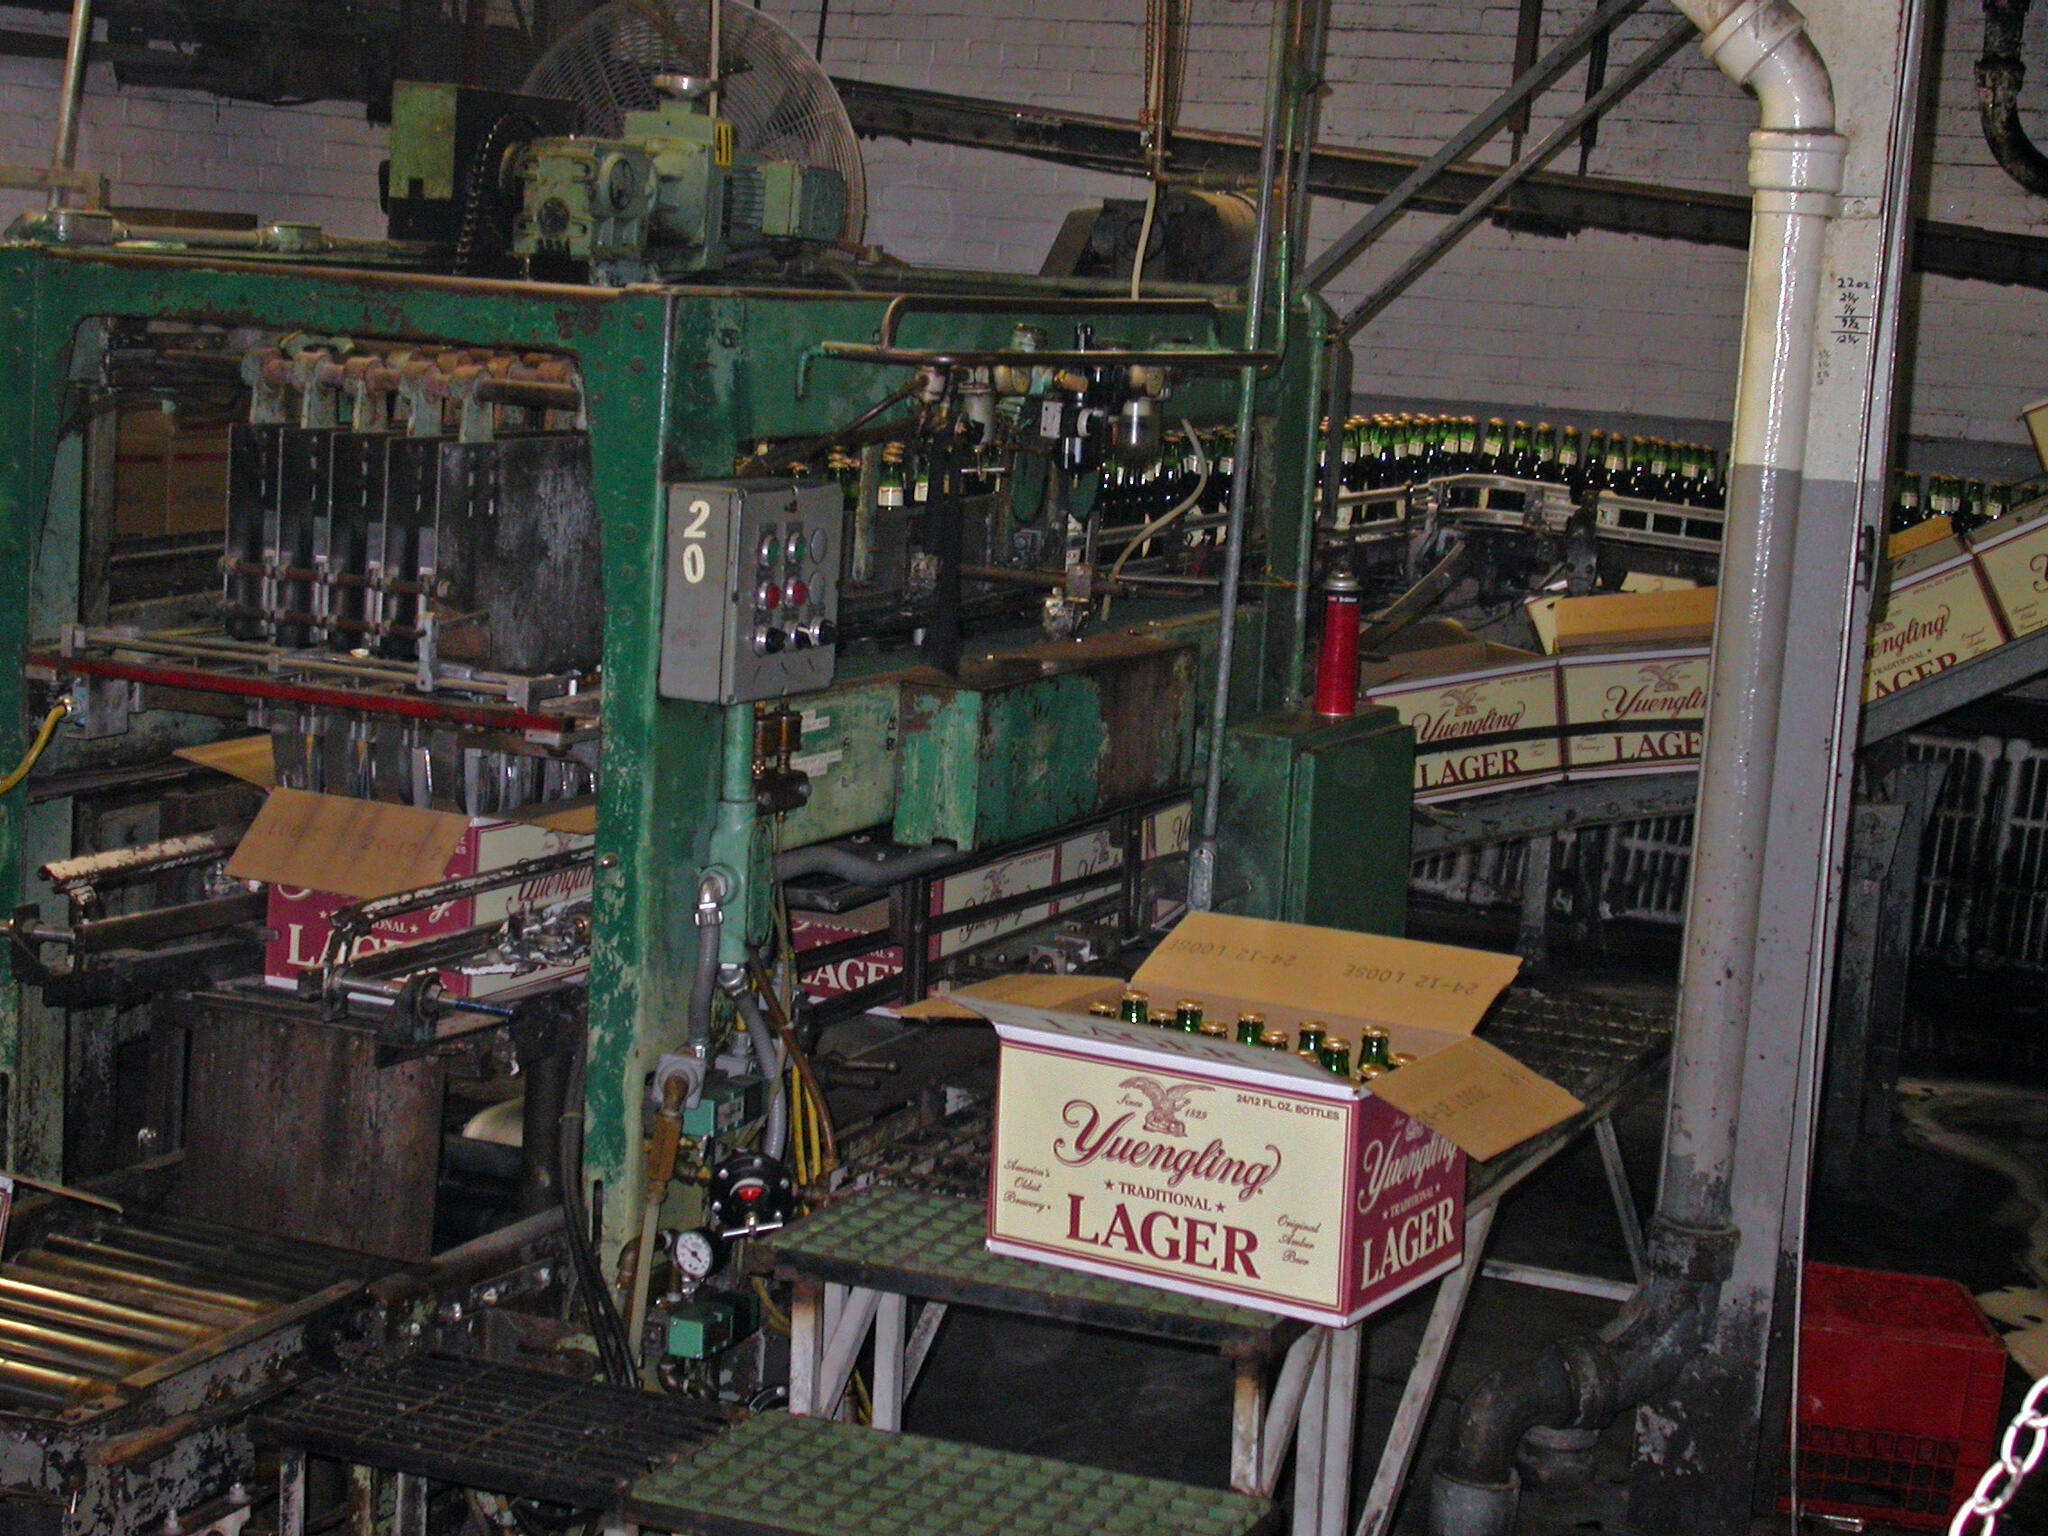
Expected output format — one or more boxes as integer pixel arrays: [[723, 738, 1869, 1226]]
[[758, 1186, 1295, 1354], [257, 1356, 729, 1508], [625, 1412, 1277, 1536]]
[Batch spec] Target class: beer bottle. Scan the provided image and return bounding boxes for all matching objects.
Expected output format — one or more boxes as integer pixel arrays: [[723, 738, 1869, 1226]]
[[912, 449, 931, 509], [1174, 1000, 1204, 1035], [1119, 990, 1150, 1026], [1988, 483, 2014, 523], [1236, 1012, 1267, 1046], [1360, 1027, 1392, 1069], [1603, 434, 1629, 496], [1584, 430, 1609, 493], [1647, 438, 1673, 500], [1887, 470, 1923, 534], [1532, 423, 1560, 484], [1956, 479, 1990, 537], [1509, 421, 1536, 479], [1259, 1027, 1291, 1052], [1297, 1020, 1327, 1056], [877, 443, 907, 510], [1558, 426, 1584, 495], [1358, 1064, 1385, 1085], [1406, 416, 1430, 476], [1319, 1038, 1353, 1078], [1481, 418, 1509, 476], [1457, 417, 1480, 475], [1389, 1052, 1417, 1071], [1149, 1010, 1176, 1029], [1088, 1001, 1119, 1019]]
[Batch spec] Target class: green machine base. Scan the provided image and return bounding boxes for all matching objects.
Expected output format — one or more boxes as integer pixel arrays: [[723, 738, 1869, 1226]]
[[1214, 708, 1414, 935]]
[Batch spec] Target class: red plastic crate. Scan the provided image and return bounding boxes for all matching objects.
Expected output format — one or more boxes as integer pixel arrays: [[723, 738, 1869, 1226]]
[[1793, 1263, 2008, 1529]]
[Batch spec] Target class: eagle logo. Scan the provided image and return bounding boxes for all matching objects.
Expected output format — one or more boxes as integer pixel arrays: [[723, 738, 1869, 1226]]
[[1638, 661, 1686, 694], [1119, 1076, 1212, 1137], [1442, 684, 1484, 717]]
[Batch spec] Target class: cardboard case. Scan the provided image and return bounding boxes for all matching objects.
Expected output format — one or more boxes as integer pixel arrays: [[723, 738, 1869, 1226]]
[[228, 787, 594, 999], [1359, 644, 1563, 802], [939, 912, 1582, 1326]]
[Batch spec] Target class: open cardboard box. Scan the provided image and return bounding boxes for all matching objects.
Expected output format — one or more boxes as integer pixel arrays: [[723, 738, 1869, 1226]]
[[224, 785, 594, 1000], [913, 911, 1583, 1326]]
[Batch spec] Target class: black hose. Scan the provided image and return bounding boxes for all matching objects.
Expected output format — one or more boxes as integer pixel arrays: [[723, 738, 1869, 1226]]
[[772, 839, 959, 887], [1979, 0, 2048, 198], [555, 1041, 637, 1386]]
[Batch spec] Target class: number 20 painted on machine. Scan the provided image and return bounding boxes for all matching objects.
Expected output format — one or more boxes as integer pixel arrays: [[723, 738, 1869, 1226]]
[[678, 497, 711, 584]]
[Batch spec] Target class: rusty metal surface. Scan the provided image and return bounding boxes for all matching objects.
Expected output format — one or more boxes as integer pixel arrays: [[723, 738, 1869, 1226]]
[[0, 1210, 376, 1419], [894, 634, 1198, 850], [175, 993, 444, 1262]]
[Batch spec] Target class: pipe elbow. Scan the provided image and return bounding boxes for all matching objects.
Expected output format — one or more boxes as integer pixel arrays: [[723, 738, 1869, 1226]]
[[1674, 0, 1835, 134], [1977, 0, 2048, 199]]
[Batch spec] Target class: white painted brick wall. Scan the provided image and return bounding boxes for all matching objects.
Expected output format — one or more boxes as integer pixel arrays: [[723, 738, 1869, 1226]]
[[1, 0, 2043, 449], [0, 19, 387, 240]]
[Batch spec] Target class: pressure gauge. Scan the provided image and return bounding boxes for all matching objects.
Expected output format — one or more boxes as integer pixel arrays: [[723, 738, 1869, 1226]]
[[670, 1226, 725, 1282]]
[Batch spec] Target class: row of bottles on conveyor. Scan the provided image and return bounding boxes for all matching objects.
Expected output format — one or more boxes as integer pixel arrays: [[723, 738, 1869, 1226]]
[[1325, 413, 1729, 510], [1886, 470, 2046, 538]]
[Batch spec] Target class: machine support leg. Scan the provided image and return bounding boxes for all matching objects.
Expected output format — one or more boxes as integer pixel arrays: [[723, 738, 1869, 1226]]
[[1260, 1330, 1327, 1496], [394, 1473, 427, 1536], [277, 1450, 307, 1536], [1517, 833, 1554, 964], [816, 1284, 882, 1422], [1231, 1354, 1268, 1495], [1318, 1324, 1364, 1536], [788, 1278, 824, 1415], [1293, 1327, 1333, 1536], [1594, 1114, 1648, 1282], [904, 1299, 947, 1394], [1353, 1204, 1499, 1536], [871, 1291, 908, 1431]]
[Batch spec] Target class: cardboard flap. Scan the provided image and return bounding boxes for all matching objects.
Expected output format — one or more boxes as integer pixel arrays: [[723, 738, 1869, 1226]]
[[175, 734, 276, 788], [899, 973, 1115, 1021], [226, 788, 469, 900], [1136, 912, 1521, 1037], [1368, 1036, 1583, 1160]]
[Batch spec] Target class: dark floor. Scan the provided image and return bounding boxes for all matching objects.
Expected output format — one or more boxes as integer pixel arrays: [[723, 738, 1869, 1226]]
[[892, 941, 2048, 1536]]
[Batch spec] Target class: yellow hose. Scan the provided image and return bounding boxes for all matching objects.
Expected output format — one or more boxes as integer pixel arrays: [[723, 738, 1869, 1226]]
[[0, 699, 70, 797]]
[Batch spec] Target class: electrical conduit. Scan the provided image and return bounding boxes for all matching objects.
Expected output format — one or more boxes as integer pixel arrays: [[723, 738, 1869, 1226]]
[[1431, 4, 1842, 1531]]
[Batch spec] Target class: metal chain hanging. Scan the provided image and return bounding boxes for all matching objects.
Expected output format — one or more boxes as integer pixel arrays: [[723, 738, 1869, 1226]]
[[1951, 1372, 2048, 1535]]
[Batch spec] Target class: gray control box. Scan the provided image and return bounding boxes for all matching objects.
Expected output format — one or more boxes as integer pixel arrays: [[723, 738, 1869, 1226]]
[[658, 479, 840, 704]]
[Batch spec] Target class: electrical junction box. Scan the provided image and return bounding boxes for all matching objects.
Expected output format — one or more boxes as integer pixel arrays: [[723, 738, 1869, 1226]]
[[658, 479, 840, 704], [663, 1292, 761, 1359], [680, 1075, 766, 1139]]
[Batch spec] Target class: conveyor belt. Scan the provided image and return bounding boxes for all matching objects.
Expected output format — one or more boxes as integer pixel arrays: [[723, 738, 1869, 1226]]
[[0, 1210, 378, 1418], [758, 1186, 1295, 1355], [258, 1356, 729, 1508], [625, 1413, 1277, 1536]]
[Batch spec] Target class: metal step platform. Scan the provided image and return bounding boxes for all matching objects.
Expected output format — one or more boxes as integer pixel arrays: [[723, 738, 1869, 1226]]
[[758, 1185, 1295, 1354], [259, 1356, 729, 1526], [624, 1412, 1278, 1536]]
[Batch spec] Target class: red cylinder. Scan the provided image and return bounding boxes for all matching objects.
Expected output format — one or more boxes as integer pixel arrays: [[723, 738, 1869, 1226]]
[[1313, 568, 1363, 717]]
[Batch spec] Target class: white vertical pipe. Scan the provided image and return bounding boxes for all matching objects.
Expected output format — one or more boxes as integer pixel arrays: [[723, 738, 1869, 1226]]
[[1656, 0, 1845, 1236]]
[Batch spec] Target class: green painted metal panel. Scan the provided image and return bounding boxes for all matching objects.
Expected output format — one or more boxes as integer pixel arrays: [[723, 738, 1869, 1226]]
[[1216, 707, 1413, 934], [772, 678, 901, 846], [895, 636, 1196, 851]]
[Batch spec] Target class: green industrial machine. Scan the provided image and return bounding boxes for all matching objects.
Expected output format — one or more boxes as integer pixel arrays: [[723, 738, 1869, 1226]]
[[0, 243, 1350, 1270]]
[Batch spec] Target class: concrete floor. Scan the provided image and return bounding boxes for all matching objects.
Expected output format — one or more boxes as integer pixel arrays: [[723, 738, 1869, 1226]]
[[898, 997, 2048, 1536]]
